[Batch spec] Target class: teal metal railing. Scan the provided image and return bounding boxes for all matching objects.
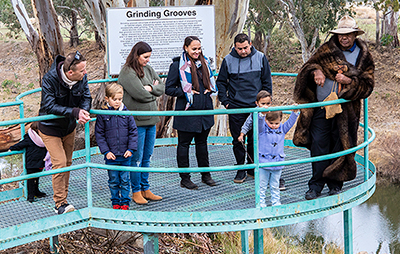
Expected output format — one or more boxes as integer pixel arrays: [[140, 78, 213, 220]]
[[0, 75, 376, 254], [0, 76, 376, 205]]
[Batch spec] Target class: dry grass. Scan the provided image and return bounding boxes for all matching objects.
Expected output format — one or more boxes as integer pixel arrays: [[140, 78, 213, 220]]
[[374, 134, 400, 183]]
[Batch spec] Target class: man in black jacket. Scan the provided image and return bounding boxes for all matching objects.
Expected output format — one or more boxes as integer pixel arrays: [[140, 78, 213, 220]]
[[38, 51, 92, 214], [217, 33, 272, 183]]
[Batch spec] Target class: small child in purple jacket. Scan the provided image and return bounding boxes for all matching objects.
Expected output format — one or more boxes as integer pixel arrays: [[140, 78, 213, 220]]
[[239, 91, 299, 207], [95, 83, 138, 210]]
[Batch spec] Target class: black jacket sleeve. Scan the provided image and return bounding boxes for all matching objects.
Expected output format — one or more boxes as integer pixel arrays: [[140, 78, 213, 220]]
[[216, 59, 229, 106], [165, 60, 185, 98]]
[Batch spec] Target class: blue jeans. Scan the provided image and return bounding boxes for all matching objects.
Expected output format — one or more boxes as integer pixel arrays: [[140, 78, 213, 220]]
[[106, 156, 131, 206], [259, 168, 282, 207], [131, 125, 156, 193]]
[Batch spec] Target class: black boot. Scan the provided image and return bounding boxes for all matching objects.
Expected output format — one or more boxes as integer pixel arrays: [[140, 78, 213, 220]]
[[34, 178, 46, 198], [201, 173, 216, 186], [180, 174, 198, 190], [27, 179, 35, 202]]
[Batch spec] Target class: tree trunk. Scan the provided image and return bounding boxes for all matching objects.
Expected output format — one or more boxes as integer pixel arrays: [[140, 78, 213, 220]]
[[214, 0, 250, 68], [252, 30, 264, 53], [11, 0, 62, 85], [32, 0, 64, 60], [95, 30, 105, 50], [70, 10, 79, 47], [383, 8, 399, 47]]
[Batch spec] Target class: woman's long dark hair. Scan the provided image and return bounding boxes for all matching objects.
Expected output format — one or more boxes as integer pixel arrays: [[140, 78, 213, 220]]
[[124, 41, 152, 78], [183, 36, 211, 91]]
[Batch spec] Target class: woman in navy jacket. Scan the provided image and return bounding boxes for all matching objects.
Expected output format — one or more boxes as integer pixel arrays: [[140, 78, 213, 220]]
[[165, 36, 217, 190]]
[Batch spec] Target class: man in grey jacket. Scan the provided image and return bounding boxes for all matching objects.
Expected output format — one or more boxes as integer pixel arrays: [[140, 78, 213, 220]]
[[217, 33, 273, 183]]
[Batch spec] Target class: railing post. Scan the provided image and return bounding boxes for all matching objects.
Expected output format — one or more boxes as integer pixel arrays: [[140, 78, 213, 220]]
[[49, 235, 59, 254], [143, 233, 159, 254], [240, 230, 249, 254], [253, 112, 260, 207], [253, 229, 263, 254], [344, 209, 353, 254], [85, 121, 92, 208], [19, 102, 27, 199], [363, 98, 369, 182]]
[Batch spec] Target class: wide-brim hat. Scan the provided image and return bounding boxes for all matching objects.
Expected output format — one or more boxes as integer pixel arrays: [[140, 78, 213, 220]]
[[329, 15, 365, 36]]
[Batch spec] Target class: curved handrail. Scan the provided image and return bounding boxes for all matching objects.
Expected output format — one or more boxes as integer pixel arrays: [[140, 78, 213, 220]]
[[0, 115, 375, 184], [0, 75, 376, 252], [0, 84, 374, 183]]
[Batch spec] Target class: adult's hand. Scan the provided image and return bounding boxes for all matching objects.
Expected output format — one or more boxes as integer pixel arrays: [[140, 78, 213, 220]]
[[78, 109, 90, 124], [313, 69, 326, 87], [144, 85, 152, 92], [335, 73, 352, 85]]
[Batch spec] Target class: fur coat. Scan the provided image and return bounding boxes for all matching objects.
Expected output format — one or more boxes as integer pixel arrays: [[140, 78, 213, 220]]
[[293, 35, 374, 182]]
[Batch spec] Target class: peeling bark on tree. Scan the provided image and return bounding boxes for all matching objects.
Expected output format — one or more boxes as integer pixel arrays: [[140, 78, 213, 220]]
[[214, 0, 250, 68], [11, 0, 62, 85], [383, 9, 399, 47]]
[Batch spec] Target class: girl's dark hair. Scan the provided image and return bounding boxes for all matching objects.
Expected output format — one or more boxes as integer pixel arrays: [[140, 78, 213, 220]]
[[183, 36, 211, 91], [124, 41, 152, 78], [256, 90, 272, 102], [265, 111, 283, 122], [30, 122, 39, 134]]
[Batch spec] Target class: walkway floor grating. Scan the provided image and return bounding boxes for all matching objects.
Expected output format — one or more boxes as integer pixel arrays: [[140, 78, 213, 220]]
[[0, 145, 365, 229]]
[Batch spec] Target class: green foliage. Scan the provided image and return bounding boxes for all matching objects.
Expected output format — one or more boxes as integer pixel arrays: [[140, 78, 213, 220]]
[[364, 0, 400, 12], [267, 23, 299, 71], [53, 0, 95, 43], [1, 79, 22, 94], [246, 0, 278, 39], [0, 0, 31, 38], [248, 0, 352, 57], [381, 33, 394, 46], [150, 0, 164, 6]]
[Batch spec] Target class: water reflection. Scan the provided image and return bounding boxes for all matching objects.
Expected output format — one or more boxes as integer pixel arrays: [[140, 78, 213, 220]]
[[281, 183, 400, 253]]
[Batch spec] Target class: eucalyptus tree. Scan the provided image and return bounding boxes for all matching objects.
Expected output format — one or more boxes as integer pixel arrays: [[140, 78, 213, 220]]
[[53, 0, 94, 47], [363, 0, 399, 47], [250, 0, 350, 62], [0, 0, 32, 38], [10, 0, 64, 81]]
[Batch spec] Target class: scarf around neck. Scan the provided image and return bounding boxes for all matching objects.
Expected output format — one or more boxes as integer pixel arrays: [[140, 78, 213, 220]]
[[60, 64, 78, 89], [28, 128, 45, 147], [178, 52, 217, 110]]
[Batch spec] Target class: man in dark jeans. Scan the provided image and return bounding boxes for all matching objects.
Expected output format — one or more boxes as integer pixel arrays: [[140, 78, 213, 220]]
[[217, 33, 276, 184]]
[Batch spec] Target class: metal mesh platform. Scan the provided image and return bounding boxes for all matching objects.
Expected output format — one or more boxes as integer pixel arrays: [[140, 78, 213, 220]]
[[0, 144, 365, 229]]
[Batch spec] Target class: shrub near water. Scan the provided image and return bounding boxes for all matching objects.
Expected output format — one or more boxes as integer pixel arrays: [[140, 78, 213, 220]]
[[214, 229, 343, 253]]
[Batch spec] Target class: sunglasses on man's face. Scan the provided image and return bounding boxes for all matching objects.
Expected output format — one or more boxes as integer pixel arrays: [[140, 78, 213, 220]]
[[67, 51, 82, 71]]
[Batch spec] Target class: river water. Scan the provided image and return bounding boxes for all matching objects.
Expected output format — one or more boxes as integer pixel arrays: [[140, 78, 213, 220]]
[[282, 182, 400, 253]]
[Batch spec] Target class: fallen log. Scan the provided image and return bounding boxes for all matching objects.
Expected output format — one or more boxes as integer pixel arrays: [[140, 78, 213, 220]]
[[0, 124, 31, 152]]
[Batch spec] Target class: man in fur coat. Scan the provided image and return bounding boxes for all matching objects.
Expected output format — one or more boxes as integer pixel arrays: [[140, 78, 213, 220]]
[[293, 16, 374, 200]]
